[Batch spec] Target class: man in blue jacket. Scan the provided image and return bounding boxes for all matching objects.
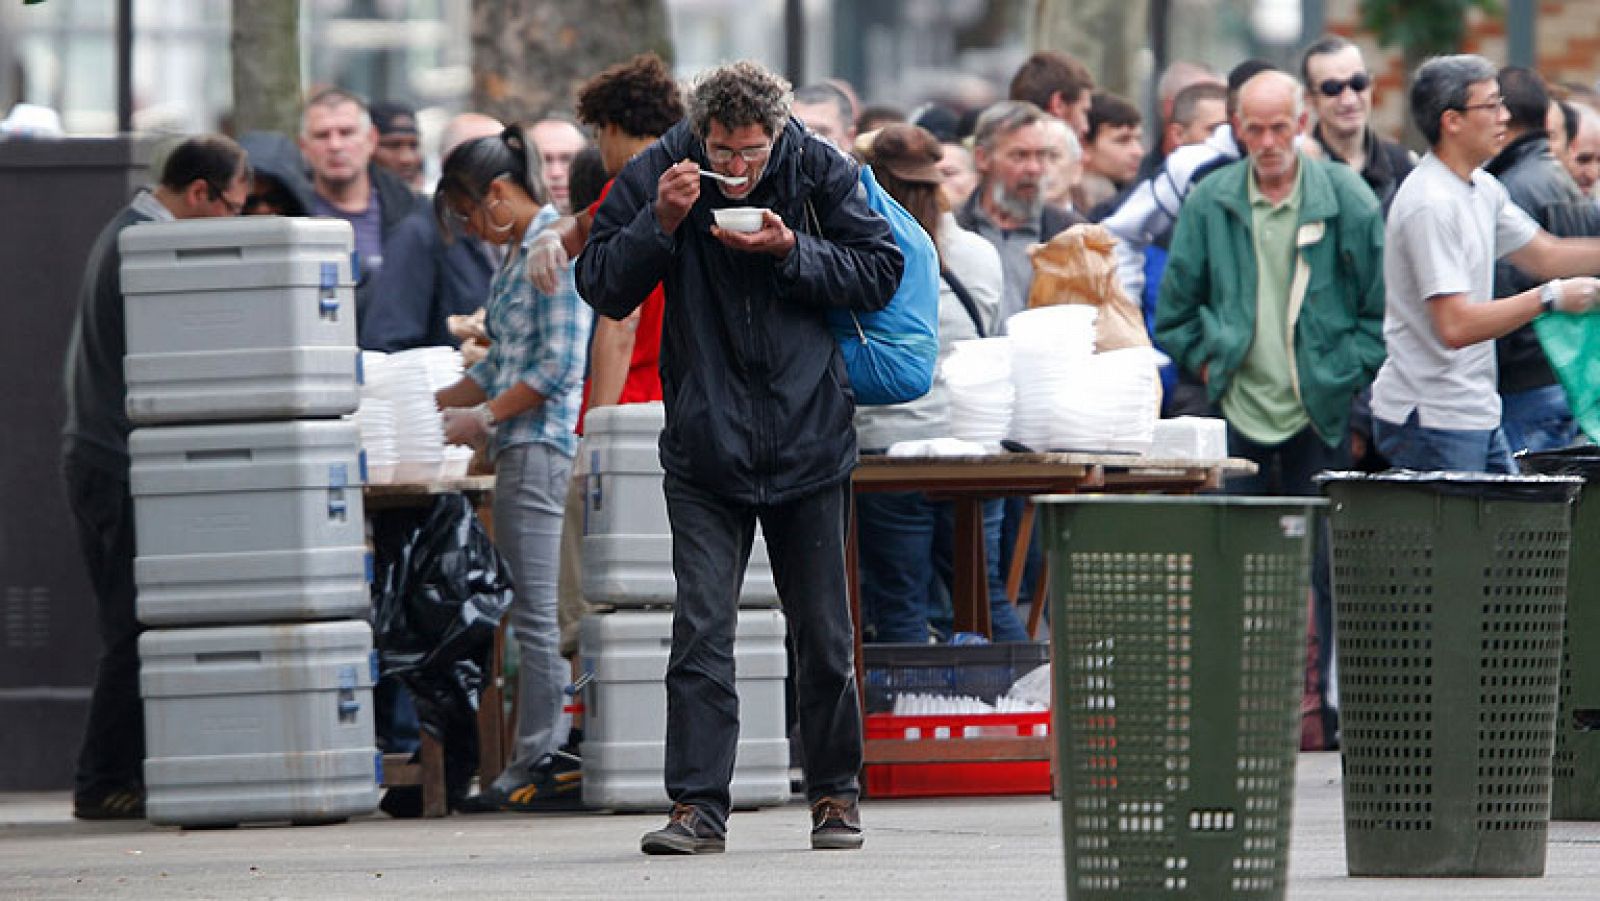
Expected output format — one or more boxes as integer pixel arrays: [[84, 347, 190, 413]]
[[1156, 70, 1387, 750], [577, 60, 902, 855]]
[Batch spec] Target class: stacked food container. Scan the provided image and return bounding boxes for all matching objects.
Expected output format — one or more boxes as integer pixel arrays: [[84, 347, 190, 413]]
[[576, 402, 791, 811], [119, 218, 378, 827]]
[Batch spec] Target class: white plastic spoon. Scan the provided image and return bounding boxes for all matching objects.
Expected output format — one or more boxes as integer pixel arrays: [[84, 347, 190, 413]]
[[699, 169, 748, 186]]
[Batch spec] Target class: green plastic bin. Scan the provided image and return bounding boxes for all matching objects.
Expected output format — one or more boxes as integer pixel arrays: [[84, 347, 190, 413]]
[[1321, 472, 1581, 877], [1520, 450, 1600, 820], [1041, 496, 1320, 900]]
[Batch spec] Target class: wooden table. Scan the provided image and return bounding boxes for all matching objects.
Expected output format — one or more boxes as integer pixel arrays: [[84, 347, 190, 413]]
[[364, 476, 499, 817], [848, 453, 1257, 783]]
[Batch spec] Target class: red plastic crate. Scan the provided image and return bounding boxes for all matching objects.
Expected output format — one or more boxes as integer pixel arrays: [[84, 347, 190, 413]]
[[863, 711, 1052, 798]]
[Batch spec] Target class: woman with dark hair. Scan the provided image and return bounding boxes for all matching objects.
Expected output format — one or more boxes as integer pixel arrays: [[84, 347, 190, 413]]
[[852, 124, 1030, 643], [432, 124, 592, 811]]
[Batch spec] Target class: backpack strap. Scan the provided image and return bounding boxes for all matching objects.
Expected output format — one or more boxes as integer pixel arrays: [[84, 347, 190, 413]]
[[941, 268, 987, 338]]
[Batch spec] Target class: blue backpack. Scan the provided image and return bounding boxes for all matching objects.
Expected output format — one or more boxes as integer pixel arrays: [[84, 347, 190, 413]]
[[813, 166, 940, 406]]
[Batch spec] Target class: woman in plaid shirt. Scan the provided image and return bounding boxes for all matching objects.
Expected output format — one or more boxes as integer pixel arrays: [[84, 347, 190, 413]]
[[433, 124, 592, 812]]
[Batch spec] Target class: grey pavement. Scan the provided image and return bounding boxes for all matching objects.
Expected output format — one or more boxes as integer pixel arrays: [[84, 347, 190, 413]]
[[4, 753, 1600, 899]]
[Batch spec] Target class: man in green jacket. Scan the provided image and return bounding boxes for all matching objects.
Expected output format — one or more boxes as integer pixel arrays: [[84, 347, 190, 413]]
[[1156, 70, 1386, 746]]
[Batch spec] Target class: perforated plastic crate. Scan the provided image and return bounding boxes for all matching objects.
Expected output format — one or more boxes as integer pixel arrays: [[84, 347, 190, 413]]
[[1323, 472, 1580, 877], [862, 642, 1050, 714], [1041, 495, 1318, 900]]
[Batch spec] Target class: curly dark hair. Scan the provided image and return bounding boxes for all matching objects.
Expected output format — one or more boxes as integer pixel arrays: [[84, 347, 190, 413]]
[[575, 53, 685, 140], [687, 60, 792, 139]]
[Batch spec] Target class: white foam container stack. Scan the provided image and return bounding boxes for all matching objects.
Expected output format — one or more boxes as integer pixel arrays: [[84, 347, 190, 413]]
[[130, 420, 369, 625], [119, 217, 359, 424], [580, 402, 779, 607], [579, 608, 791, 811], [140, 620, 379, 827]]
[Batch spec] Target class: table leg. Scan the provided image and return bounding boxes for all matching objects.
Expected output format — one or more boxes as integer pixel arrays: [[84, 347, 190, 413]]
[[1004, 501, 1036, 608], [952, 498, 991, 638]]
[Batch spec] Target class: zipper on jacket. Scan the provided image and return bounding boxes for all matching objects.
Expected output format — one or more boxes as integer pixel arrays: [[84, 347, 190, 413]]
[[744, 290, 771, 505]]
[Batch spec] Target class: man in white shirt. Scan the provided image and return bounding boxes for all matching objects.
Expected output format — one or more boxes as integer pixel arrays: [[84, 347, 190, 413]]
[[1371, 55, 1600, 472]]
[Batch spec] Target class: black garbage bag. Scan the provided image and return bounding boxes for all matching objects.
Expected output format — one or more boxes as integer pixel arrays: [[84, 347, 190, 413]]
[[369, 493, 514, 814]]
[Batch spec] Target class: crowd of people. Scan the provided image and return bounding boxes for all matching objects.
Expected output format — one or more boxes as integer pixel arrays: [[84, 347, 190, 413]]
[[59, 38, 1600, 854]]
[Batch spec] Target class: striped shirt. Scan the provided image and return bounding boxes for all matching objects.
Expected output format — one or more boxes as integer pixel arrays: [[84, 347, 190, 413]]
[[469, 204, 591, 458]]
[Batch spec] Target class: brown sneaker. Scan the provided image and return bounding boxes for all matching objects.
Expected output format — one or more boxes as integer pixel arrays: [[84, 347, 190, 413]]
[[641, 803, 726, 855], [810, 796, 863, 850]]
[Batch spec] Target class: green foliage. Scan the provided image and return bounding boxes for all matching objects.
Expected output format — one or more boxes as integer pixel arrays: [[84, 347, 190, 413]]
[[1360, 0, 1501, 57]]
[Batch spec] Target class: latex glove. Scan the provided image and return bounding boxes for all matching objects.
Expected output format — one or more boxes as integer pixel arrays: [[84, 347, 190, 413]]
[[441, 405, 493, 448], [448, 308, 488, 342], [1556, 277, 1600, 313], [459, 336, 490, 368], [526, 230, 569, 295]]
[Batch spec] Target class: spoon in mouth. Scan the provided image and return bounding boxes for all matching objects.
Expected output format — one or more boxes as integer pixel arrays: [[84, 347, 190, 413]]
[[698, 169, 749, 186]]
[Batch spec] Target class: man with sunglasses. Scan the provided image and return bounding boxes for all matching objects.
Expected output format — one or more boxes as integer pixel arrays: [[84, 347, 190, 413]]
[[61, 135, 250, 820], [1301, 35, 1414, 217], [1371, 55, 1600, 474], [578, 60, 902, 855]]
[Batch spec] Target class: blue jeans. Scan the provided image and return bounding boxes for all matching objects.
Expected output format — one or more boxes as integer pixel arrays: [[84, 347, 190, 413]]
[[1373, 409, 1516, 474], [1500, 384, 1579, 454], [857, 492, 1029, 643]]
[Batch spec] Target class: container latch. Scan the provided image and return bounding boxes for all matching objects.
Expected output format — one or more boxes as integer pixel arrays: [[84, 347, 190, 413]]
[[319, 262, 340, 320]]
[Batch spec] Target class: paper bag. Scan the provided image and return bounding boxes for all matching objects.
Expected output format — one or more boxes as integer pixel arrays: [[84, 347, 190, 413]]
[[1027, 223, 1150, 353]]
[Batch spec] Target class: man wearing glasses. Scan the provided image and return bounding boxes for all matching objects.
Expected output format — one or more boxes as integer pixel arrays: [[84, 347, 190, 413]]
[[1301, 35, 1414, 217], [62, 135, 250, 820], [577, 60, 903, 855], [1371, 55, 1600, 474]]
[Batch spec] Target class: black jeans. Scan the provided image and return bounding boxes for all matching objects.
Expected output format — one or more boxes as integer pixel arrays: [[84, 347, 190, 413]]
[[63, 455, 145, 802], [1224, 424, 1348, 729], [662, 475, 863, 835]]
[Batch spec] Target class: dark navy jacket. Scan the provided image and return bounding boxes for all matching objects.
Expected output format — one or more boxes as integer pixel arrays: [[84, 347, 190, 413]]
[[576, 117, 903, 505], [360, 206, 494, 352]]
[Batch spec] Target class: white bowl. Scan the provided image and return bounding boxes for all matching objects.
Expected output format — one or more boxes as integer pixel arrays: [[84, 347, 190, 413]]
[[713, 207, 766, 233]]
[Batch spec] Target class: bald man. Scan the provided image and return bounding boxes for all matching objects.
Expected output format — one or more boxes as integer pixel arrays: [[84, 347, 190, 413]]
[[1157, 71, 1387, 745], [530, 118, 589, 214], [360, 112, 505, 351]]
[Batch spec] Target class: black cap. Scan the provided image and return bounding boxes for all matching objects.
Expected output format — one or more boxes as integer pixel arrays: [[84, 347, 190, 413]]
[[910, 104, 961, 143], [1227, 60, 1279, 95], [370, 102, 419, 136]]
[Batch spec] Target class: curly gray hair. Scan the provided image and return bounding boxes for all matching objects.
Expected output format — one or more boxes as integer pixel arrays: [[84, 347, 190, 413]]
[[687, 60, 793, 139]]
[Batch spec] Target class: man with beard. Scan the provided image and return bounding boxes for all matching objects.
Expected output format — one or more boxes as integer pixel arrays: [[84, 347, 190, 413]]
[[953, 101, 1084, 637], [955, 101, 1084, 332]]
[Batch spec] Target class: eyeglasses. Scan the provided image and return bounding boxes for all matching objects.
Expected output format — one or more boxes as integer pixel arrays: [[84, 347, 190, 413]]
[[207, 182, 243, 215], [1456, 97, 1506, 115], [1317, 73, 1371, 97], [705, 142, 772, 164]]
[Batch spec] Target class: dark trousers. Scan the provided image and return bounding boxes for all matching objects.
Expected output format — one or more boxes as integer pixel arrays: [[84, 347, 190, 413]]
[[1225, 424, 1348, 728], [663, 475, 863, 834], [63, 455, 145, 802]]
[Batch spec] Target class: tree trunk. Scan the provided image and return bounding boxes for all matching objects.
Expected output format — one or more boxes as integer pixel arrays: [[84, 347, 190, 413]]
[[231, 0, 301, 136], [1033, 0, 1150, 101], [472, 0, 674, 124]]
